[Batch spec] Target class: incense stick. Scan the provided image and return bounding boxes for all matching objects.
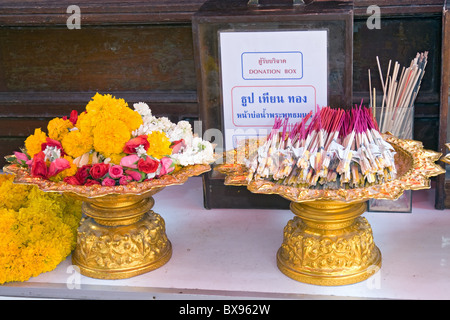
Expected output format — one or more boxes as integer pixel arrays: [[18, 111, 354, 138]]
[[369, 52, 428, 138], [245, 106, 396, 190]]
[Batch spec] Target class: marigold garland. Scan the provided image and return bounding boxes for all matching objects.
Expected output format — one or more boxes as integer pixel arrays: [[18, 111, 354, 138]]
[[0, 173, 82, 284]]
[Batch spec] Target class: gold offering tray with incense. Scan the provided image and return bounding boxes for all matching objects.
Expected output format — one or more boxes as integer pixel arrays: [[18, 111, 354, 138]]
[[216, 134, 444, 286]]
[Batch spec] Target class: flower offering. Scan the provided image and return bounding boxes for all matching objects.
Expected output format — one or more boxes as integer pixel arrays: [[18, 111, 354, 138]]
[[245, 104, 397, 189], [6, 93, 215, 186]]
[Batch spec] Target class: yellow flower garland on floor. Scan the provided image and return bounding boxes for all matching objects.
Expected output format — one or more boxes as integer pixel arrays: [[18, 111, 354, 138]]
[[0, 173, 82, 284]]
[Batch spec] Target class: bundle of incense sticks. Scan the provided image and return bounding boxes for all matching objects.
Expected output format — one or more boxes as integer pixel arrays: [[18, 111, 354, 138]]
[[369, 52, 428, 138], [245, 105, 396, 189]]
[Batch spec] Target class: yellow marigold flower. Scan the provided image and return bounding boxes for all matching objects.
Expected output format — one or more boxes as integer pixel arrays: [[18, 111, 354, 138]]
[[120, 107, 143, 132], [84, 93, 142, 134], [86, 93, 128, 118], [62, 129, 93, 159], [47, 117, 73, 141], [24, 128, 47, 157], [147, 131, 172, 159], [75, 111, 93, 136], [93, 119, 131, 158]]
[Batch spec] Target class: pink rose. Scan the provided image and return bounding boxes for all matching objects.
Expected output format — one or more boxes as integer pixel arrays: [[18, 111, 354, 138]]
[[14, 151, 29, 164], [125, 169, 144, 182], [101, 177, 116, 186], [170, 139, 186, 154], [119, 175, 133, 185], [159, 157, 175, 176], [109, 165, 124, 179], [48, 157, 71, 177], [120, 155, 139, 169]]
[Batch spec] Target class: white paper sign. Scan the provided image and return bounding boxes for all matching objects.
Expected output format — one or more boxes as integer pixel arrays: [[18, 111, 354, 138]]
[[219, 30, 328, 150]]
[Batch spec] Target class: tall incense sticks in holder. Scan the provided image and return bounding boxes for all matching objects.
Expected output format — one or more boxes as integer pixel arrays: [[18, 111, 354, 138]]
[[368, 52, 428, 212], [216, 106, 444, 286]]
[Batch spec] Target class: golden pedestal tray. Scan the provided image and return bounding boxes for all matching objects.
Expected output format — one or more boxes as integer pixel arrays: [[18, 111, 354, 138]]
[[216, 134, 444, 286], [4, 163, 211, 280]]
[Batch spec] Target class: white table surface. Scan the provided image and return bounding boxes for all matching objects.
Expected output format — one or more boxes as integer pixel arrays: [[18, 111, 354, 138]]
[[1, 177, 450, 300]]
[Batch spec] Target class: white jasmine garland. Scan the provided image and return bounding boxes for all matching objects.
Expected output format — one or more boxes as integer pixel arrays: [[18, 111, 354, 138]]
[[132, 104, 215, 166], [133, 102, 152, 117], [135, 144, 147, 158], [171, 137, 215, 166], [133, 115, 175, 137], [166, 120, 193, 144]]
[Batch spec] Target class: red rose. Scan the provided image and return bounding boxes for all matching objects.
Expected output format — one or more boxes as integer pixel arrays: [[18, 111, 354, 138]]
[[63, 110, 78, 126], [123, 135, 149, 154], [84, 179, 101, 186], [64, 176, 82, 185], [90, 163, 110, 179], [75, 165, 91, 184], [69, 110, 78, 126], [137, 157, 159, 174], [30, 152, 48, 178]]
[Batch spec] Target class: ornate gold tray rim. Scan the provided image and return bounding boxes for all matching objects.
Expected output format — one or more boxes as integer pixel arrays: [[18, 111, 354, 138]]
[[215, 134, 444, 203], [3, 162, 211, 200]]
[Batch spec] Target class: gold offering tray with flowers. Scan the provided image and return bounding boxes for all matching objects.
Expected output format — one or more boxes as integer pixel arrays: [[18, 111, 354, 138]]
[[216, 106, 444, 286], [4, 93, 217, 280], [4, 162, 212, 280]]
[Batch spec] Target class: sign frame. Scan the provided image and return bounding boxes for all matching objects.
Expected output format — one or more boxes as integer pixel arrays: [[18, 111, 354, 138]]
[[219, 29, 328, 151]]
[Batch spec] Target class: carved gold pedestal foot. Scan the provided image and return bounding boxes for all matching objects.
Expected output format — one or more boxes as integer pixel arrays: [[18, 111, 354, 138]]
[[277, 201, 381, 286], [72, 195, 172, 280]]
